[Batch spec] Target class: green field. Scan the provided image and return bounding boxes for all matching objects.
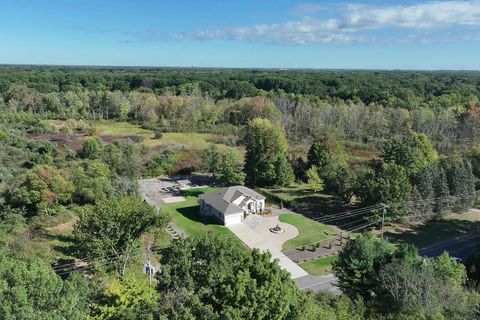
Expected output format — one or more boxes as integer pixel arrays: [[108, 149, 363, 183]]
[[299, 256, 338, 276], [93, 121, 236, 152], [160, 196, 247, 252], [279, 213, 336, 251]]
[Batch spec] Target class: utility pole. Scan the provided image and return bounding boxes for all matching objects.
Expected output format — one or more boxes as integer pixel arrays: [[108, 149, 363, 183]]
[[380, 203, 388, 239], [143, 247, 155, 287]]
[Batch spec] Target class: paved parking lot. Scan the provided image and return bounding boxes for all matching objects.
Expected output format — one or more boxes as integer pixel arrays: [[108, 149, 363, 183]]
[[228, 215, 308, 279]]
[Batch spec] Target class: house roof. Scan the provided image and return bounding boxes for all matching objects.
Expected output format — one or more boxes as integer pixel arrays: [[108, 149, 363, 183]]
[[198, 186, 265, 216]]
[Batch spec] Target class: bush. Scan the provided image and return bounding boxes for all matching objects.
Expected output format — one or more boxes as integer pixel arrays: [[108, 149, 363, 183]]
[[81, 137, 102, 159], [129, 135, 144, 143], [154, 130, 163, 139], [176, 166, 195, 175]]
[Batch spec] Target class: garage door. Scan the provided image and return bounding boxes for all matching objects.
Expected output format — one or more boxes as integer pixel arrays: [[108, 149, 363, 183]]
[[224, 214, 243, 226]]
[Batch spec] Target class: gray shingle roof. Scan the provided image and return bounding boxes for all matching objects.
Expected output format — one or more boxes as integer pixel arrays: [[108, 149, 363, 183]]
[[198, 186, 265, 216]]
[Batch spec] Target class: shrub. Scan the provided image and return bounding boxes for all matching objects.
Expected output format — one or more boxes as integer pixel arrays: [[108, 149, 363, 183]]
[[81, 137, 102, 159], [176, 166, 195, 175]]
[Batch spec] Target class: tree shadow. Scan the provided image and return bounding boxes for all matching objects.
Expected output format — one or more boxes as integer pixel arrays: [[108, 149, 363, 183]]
[[44, 232, 79, 257], [287, 195, 371, 228], [180, 188, 212, 198], [384, 218, 480, 248]]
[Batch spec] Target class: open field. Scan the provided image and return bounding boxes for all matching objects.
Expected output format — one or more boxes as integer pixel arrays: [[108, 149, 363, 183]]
[[160, 197, 247, 252], [93, 121, 236, 152], [383, 210, 480, 248], [45, 120, 239, 154], [299, 256, 338, 276], [278, 214, 336, 251]]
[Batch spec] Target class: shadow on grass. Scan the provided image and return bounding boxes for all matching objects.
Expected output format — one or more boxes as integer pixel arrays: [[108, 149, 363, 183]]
[[180, 187, 217, 198], [288, 195, 371, 228], [44, 232, 79, 258], [177, 205, 222, 226], [384, 218, 480, 248]]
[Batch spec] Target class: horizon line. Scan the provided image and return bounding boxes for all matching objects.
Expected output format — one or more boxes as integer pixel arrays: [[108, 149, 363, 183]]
[[1, 63, 479, 73]]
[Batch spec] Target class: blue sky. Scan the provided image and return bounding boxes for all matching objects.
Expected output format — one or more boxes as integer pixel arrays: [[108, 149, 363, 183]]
[[1, 0, 480, 69]]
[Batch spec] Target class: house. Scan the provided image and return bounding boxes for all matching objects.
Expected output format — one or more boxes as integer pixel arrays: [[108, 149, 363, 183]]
[[198, 186, 266, 226]]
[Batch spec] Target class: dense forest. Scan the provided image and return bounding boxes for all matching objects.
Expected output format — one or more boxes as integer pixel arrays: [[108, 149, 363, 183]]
[[2, 66, 480, 319]]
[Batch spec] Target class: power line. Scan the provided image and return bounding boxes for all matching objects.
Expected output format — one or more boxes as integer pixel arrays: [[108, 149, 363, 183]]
[[420, 233, 479, 255], [50, 191, 480, 275], [287, 218, 382, 252], [285, 205, 382, 228], [285, 191, 480, 252]]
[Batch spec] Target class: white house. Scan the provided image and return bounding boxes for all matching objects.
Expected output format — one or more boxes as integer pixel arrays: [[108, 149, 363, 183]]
[[198, 186, 266, 226]]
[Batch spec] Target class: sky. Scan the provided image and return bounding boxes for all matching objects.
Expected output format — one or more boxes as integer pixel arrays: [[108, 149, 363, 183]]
[[1, 0, 480, 69]]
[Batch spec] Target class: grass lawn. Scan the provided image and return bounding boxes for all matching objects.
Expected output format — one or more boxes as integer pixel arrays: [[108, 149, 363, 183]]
[[299, 256, 338, 276], [263, 184, 365, 221], [279, 214, 336, 251], [383, 210, 480, 248], [160, 196, 247, 253]]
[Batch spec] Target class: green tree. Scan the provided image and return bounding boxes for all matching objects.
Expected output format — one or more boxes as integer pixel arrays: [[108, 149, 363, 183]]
[[244, 118, 293, 187], [11, 165, 74, 215], [157, 235, 305, 320], [74, 196, 169, 277], [408, 186, 432, 218], [275, 153, 295, 187], [72, 159, 113, 204], [328, 165, 359, 204], [383, 131, 437, 176], [356, 163, 412, 219], [333, 235, 395, 300], [0, 257, 90, 320], [218, 150, 245, 185], [378, 252, 469, 317], [307, 137, 348, 193], [202, 144, 221, 178], [451, 161, 476, 212], [102, 142, 123, 174], [411, 165, 436, 216], [81, 137, 103, 159], [305, 165, 324, 192], [434, 167, 450, 215], [121, 143, 142, 178], [95, 274, 158, 320], [307, 139, 334, 170], [467, 144, 480, 179]]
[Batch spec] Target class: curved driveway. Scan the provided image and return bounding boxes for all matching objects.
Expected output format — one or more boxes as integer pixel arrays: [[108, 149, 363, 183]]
[[227, 215, 308, 279]]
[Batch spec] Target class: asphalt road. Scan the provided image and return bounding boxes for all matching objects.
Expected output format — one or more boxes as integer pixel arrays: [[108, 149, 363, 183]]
[[294, 274, 341, 294], [419, 233, 479, 260]]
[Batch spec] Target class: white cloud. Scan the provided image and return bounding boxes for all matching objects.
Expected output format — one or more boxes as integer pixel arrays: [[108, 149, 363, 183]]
[[343, 1, 480, 30], [124, 1, 480, 45]]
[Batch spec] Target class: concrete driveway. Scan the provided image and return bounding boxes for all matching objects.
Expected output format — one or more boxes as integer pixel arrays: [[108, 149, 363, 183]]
[[227, 215, 308, 279]]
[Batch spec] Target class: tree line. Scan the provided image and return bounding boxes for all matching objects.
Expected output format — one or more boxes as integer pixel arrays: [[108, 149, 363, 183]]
[[1, 67, 480, 108]]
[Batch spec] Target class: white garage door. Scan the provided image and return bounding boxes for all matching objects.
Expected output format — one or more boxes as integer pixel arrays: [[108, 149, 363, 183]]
[[224, 214, 243, 226]]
